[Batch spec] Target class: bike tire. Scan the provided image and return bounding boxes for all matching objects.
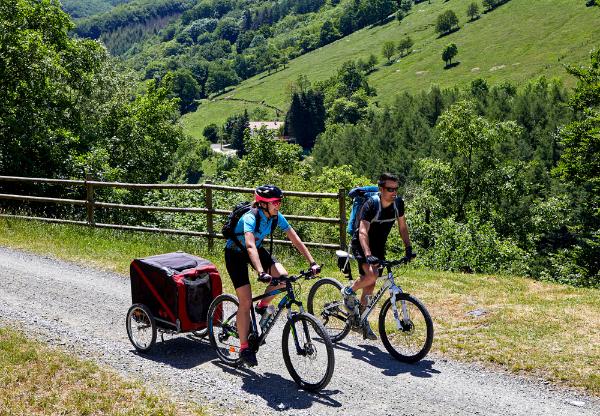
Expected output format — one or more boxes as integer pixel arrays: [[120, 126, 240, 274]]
[[281, 312, 335, 392], [207, 293, 242, 366], [378, 293, 434, 363], [306, 277, 351, 343], [126, 303, 156, 353]]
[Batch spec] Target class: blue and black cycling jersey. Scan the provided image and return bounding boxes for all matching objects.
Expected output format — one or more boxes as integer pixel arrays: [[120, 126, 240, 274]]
[[225, 209, 290, 251]]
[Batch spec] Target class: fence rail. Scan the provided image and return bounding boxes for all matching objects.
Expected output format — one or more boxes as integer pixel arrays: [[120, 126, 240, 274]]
[[0, 175, 347, 249]]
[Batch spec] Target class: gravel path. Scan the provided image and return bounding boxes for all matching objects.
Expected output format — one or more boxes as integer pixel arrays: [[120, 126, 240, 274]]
[[0, 246, 597, 416]]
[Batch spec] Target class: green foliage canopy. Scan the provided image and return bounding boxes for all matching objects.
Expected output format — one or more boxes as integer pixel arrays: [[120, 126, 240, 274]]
[[435, 9, 459, 35], [442, 43, 458, 66], [0, 0, 185, 184]]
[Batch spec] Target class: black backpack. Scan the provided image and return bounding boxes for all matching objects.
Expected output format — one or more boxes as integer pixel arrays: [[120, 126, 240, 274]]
[[221, 201, 278, 252]]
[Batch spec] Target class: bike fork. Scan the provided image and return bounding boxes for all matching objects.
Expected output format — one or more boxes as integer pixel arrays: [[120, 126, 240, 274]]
[[289, 313, 311, 356], [390, 286, 409, 330]]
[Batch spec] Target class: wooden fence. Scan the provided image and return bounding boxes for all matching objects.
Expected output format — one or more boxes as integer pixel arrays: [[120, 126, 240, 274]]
[[0, 175, 347, 249]]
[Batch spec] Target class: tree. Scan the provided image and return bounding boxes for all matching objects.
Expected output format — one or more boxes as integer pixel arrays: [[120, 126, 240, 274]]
[[203, 124, 220, 143], [556, 49, 600, 225], [442, 43, 458, 66], [319, 20, 339, 46], [234, 129, 303, 178], [187, 60, 210, 97], [336, 60, 371, 97], [382, 41, 396, 63], [367, 54, 379, 71], [99, 80, 185, 183], [399, 0, 413, 13], [0, 0, 186, 187], [398, 36, 414, 57], [467, 2, 480, 21], [357, 54, 378, 73], [163, 69, 200, 113], [432, 100, 521, 221], [206, 64, 240, 95], [435, 10, 459, 35], [216, 17, 240, 43], [361, 0, 396, 24], [284, 89, 326, 150], [224, 111, 250, 156], [339, 9, 355, 35], [396, 9, 406, 23], [482, 0, 497, 11]]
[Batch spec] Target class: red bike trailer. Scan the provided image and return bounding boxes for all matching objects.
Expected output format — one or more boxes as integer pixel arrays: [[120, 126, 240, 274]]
[[126, 252, 222, 352]]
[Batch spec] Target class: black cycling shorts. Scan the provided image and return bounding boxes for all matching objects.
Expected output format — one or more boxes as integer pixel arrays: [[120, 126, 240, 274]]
[[225, 247, 277, 289], [351, 243, 385, 276]]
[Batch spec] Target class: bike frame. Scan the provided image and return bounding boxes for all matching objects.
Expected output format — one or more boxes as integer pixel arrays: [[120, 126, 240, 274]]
[[358, 263, 410, 330], [225, 276, 310, 355]]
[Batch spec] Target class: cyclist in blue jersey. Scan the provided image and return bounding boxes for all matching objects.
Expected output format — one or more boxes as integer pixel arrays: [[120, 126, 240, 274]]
[[224, 184, 321, 367]]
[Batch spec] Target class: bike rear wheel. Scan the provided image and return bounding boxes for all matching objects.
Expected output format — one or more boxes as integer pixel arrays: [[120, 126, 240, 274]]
[[282, 312, 335, 392], [378, 293, 433, 363], [208, 294, 241, 366], [306, 277, 351, 342]]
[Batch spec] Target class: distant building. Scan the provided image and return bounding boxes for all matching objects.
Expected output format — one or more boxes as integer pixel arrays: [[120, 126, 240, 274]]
[[249, 121, 284, 135]]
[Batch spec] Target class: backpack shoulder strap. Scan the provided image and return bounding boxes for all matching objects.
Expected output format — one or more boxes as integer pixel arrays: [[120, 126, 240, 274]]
[[252, 207, 261, 232], [233, 208, 259, 251], [371, 194, 381, 221], [270, 215, 278, 234], [370, 194, 396, 224], [250, 208, 278, 254], [353, 194, 378, 235]]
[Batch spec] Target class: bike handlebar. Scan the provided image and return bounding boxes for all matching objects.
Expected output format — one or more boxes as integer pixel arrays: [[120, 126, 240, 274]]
[[269, 267, 321, 286], [378, 256, 413, 268]]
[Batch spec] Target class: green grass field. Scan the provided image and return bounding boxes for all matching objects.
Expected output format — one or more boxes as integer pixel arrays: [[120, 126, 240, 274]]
[[0, 326, 206, 415], [0, 217, 598, 395], [181, 0, 600, 138]]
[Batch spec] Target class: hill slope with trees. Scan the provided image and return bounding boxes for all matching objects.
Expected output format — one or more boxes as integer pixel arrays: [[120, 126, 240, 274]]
[[180, 0, 600, 138]]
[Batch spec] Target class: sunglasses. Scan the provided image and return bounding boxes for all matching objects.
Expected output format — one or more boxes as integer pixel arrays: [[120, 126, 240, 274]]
[[384, 187, 398, 193], [270, 200, 282, 207]]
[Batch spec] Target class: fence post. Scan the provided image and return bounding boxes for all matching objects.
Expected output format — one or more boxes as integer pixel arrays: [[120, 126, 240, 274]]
[[85, 173, 95, 226], [205, 181, 214, 250], [338, 188, 346, 249]]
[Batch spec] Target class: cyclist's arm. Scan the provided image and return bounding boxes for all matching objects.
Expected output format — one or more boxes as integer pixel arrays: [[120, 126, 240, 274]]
[[285, 227, 315, 265], [397, 215, 411, 249], [244, 231, 265, 274], [358, 219, 372, 256]]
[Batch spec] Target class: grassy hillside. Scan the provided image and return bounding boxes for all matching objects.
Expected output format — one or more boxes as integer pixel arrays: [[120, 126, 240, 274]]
[[181, 0, 600, 138]]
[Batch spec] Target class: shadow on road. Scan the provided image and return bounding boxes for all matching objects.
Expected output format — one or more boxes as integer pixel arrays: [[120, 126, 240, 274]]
[[129, 334, 216, 369], [213, 361, 342, 411], [334, 341, 440, 378]]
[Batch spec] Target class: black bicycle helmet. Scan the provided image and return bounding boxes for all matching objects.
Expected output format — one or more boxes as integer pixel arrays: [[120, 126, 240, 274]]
[[255, 184, 283, 202]]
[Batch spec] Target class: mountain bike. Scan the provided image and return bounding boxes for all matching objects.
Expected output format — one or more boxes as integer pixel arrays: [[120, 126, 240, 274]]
[[207, 269, 335, 392], [307, 251, 433, 363]]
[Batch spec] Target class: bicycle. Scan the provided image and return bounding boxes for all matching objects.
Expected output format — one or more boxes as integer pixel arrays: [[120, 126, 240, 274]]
[[207, 269, 335, 392], [307, 251, 433, 363]]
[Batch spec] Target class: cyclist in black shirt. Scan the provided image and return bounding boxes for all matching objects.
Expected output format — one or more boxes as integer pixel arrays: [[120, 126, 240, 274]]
[[342, 173, 414, 340]]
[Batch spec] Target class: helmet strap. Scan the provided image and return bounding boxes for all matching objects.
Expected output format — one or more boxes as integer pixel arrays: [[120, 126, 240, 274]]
[[258, 202, 273, 218]]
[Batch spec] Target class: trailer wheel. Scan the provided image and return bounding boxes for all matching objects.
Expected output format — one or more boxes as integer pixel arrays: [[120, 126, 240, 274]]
[[126, 304, 157, 353]]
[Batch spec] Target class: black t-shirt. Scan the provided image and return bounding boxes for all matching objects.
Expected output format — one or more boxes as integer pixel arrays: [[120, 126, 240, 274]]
[[351, 195, 404, 257]]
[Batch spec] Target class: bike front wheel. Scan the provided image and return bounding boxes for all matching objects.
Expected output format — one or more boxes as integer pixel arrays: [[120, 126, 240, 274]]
[[208, 294, 241, 366], [306, 277, 351, 342], [282, 312, 335, 392], [378, 293, 434, 363]]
